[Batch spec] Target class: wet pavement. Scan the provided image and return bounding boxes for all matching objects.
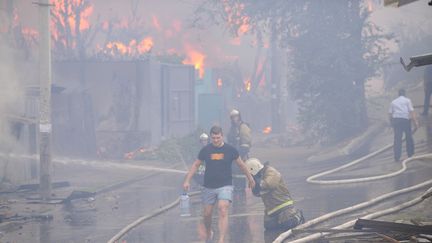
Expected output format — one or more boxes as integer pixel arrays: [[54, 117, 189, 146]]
[[119, 138, 432, 243], [0, 124, 431, 243]]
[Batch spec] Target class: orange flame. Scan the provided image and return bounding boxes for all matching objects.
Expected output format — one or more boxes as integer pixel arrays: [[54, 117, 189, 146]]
[[103, 37, 153, 57], [12, 8, 20, 27], [237, 16, 250, 36], [4, 9, 39, 45], [259, 75, 266, 87], [182, 45, 206, 79], [222, 1, 250, 36], [124, 152, 134, 160], [256, 60, 267, 87], [244, 79, 251, 92], [101, 21, 109, 31], [367, 0, 373, 12], [217, 78, 223, 88], [50, 0, 94, 48], [106, 41, 128, 55], [152, 15, 162, 31], [51, 0, 93, 33], [74, 4, 93, 31], [137, 37, 154, 53], [22, 27, 39, 43], [263, 126, 272, 134]]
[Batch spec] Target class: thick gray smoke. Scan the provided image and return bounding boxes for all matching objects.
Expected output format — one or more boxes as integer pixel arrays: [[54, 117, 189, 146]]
[[0, 27, 25, 153], [0, 12, 27, 185]]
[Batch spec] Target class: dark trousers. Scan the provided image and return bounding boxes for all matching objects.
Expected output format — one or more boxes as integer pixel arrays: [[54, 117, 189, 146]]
[[423, 88, 432, 115], [392, 118, 414, 161], [264, 208, 304, 231]]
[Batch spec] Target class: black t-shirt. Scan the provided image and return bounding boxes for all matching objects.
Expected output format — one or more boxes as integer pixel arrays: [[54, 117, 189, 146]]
[[198, 143, 239, 188]]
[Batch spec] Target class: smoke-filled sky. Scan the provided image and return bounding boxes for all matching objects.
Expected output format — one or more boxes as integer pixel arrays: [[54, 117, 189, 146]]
[[5, 0, 431, 77], [5, 0, 430, 86], [0, 0, 431, 156], [8, 0, 258, 79], [1, 0, 431, 122]]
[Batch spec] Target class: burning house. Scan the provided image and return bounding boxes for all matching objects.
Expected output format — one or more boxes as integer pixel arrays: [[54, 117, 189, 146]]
[[1, 0, 287, 163], [52, 59, 195, 158]]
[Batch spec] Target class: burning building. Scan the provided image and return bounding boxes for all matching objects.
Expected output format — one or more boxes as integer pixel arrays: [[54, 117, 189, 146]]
[[52, 59, 195, 158], [2, 0, 286, 161]]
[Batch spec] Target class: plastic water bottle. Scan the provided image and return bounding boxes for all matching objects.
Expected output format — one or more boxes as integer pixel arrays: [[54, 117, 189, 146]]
[[179, 192, 191, 217]]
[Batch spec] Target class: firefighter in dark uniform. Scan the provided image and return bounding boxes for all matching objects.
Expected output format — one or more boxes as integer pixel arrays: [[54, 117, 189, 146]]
[[227, 109, 251, 160], [227, 109, 252, 191], [245, 158, 304, 231]]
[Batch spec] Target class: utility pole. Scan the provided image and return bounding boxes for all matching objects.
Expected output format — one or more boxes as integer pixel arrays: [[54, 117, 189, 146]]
[[37, 0, 52, 201]]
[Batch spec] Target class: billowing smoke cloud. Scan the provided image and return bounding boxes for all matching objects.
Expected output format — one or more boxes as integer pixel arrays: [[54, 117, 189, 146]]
[[0, 45, 24, 152], [0, 14, 26, 153]]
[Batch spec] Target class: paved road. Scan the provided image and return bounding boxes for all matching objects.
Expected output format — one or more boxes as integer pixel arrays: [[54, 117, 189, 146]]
[[1, 125, 431, 243], [120, 140, 431, 243]]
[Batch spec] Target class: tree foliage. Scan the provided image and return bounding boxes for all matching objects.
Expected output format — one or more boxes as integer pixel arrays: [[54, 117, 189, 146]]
[[193, 0, 393, 143], [50, 0, 99, 59]]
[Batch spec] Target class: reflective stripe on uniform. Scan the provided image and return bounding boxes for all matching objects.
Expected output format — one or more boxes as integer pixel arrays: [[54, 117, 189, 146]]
[[267, 200, 294, 215]]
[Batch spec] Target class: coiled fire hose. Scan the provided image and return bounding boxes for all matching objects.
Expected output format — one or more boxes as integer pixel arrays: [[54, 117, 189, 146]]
[[274, 183, 432, 243], [274, 112, 431, 243], [107, 107, 429, 243], [306, 125, 420, 184]]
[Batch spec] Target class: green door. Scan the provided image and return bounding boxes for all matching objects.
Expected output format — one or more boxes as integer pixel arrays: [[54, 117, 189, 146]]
[[198, 94, 223, 131]]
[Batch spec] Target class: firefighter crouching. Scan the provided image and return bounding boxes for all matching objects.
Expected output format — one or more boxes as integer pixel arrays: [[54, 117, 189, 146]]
[[245, 158, 305, 230]]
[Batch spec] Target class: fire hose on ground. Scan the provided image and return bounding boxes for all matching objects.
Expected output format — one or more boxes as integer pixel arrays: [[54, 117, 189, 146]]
[[106, 105, 429, 242], [107, 190, 200, 243], [306, 144, 427, 185], [274, 184, 432, 243], [274, 116, 431, 242], [105, 151, 431, 243], [106, 121, 430, 242], [106, 147, 193, 243]]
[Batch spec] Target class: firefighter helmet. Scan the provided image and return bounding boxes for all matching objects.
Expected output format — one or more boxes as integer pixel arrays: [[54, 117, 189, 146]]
[[199, 133, 209, 140], [245, 158, 264, 176], [230, 109, 240, 117]]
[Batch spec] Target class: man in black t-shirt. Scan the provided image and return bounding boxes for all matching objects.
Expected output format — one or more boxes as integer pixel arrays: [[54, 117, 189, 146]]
[[183, 125, 255, 243]]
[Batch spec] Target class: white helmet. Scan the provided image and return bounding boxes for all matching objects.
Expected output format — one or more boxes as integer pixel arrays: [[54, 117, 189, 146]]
[[245, 158, 264, 176], [199, 133, 209, 140], [230, 109, 240, 117]]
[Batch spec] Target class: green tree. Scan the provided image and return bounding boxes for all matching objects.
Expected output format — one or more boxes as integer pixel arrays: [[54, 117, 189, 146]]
[[290, 1, 365, 142], [193, 0, 392, 143]]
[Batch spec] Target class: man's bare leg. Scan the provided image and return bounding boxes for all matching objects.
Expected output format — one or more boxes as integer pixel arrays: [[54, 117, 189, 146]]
[[217, 200, 230, 243], [203, 204, 214, 240]]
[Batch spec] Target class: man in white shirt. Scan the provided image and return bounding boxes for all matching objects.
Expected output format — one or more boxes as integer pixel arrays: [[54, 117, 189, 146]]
[[388, 89, 419, 162]]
